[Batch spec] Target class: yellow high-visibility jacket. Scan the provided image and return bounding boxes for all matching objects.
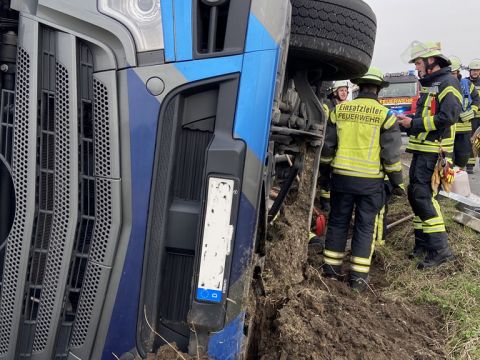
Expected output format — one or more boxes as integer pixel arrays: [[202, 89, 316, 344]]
[[320, 93, 403, 187]]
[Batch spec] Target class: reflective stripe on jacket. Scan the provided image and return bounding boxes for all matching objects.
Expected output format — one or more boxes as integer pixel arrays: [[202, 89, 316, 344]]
[[456, 79, 480, 133], [406, 68, 462, 154], [321, 93, 403, 186]]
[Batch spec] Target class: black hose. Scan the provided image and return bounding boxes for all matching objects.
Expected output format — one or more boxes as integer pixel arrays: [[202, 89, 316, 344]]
[[268, 153, 303, 222]]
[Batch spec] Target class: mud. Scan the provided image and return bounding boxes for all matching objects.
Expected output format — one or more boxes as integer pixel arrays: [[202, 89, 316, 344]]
[[154, 149, 447, 360], [148, 345, 210, 360], [248, 149, 447, 360], [249, 246, 446, 360]]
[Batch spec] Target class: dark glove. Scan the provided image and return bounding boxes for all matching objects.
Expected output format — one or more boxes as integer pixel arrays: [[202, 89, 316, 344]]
[[391, 184, 405, 197], [472, 128, 480, 156]]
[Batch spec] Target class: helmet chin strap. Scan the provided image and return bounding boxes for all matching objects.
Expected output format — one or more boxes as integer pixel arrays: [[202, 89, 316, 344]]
[[423, 58, 437, 75]]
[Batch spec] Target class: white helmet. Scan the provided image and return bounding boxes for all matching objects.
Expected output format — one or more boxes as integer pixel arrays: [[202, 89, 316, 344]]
[[328, 80, 349, 96], [469, 59, 480, 70]]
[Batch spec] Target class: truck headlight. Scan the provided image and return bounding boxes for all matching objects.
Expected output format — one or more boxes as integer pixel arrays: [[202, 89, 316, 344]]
[[98, 0, 164, 52]]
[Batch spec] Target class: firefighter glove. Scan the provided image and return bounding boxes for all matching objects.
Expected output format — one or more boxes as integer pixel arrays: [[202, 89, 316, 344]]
[[472, 128, 480, 156], [392, 184, 406, 197], [431, 164, 441, 193], [439, 153, 455, 192], [432, 151, 455, 193]]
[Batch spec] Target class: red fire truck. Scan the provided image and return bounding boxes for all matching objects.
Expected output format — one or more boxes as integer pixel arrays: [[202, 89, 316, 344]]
[[378, 71, 420, 115]]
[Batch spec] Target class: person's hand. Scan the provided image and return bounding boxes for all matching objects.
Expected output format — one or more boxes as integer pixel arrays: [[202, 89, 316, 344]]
[[392, 187, 405, 196], [396, 114, 412, 128], [391, 184, 405, 196]]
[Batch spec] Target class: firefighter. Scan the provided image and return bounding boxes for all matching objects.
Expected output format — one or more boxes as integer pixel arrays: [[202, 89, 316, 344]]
[[321, 67, 403, 291], [467, 59, 480, 173], [327, 80, 350, 108], [449, 56, 480, 169], [396, 41, 461, 269], [318, 80, 350, 212]]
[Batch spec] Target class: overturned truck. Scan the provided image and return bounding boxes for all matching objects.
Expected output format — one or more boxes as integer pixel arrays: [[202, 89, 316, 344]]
[[0, 0, 376, 358]]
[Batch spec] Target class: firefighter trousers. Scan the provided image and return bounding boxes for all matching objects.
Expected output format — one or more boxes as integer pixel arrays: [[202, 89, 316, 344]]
[[453, 132, 472, 168], [407, 153, 448, 251], [468, 118, 480, 167], [318, 164, 331, 212], [323, 189, 384, 280]]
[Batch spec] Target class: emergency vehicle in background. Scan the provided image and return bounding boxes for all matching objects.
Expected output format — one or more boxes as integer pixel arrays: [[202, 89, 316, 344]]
[[378, 71, 420, 115]]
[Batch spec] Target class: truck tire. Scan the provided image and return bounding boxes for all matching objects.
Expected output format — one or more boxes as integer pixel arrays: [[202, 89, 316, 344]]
[[289, 0, 377, 80]]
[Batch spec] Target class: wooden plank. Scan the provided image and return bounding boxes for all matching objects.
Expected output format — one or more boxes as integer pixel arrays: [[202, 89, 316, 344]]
[[453, 210, 480, 233]]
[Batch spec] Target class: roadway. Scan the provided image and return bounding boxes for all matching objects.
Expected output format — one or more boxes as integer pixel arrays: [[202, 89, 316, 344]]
[[469, 163, 479, 196]]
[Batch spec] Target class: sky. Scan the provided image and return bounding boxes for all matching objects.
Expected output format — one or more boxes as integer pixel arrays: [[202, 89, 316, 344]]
[[362, 0, 480, 74]]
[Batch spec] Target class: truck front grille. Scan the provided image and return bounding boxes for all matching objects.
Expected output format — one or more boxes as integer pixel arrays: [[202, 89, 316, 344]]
[[17, 28, 56, 357], [0, 78, 15, 297], [0, 46, 32, 356], [0, 88, 14, 164], [0, 18, 121, 360], [53, 42, 95, 360]]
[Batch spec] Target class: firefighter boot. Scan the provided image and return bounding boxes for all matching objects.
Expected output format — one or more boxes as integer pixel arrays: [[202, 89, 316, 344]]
[[322, 263, 342, 281], [308, 232, 324, 247], [408, 244, 426, 259], [417, 247, 454, 270], [349, 273, 368, 293]]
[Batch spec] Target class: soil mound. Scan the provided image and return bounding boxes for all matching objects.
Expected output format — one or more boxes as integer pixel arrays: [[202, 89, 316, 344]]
[[250, 150, 447, 359]]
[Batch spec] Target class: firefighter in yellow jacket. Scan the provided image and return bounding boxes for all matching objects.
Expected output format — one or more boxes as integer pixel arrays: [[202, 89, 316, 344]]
[[397, 41, 461, 269], [321, 67, 403, 291], [318, 80, 350, 212]]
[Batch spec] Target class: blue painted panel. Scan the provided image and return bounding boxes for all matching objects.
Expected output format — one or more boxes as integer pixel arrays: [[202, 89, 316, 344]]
[[229, 194, 256, 285], [208, 313, 245, 360], [234, 49, 279, 162], [160, 0, 175, 61], [196, 288, 222, 303], [174, 55, 243, 83], [245, 14, 278, 53], [174, 0, 193, 61], [102, 69, 161, 359]]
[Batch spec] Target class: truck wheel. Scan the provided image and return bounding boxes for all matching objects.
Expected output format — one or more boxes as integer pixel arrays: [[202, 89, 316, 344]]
[[289, 0, 377, 80]]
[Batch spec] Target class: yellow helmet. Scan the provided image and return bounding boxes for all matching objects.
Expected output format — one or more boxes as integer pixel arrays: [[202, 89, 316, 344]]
[[351, 67, 389, 88], [407, 41, 450, 65], [468, 59, 480, 70], [449, 56, 462, 72]]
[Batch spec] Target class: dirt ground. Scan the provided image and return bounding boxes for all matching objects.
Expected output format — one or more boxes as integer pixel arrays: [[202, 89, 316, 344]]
[[148, 346, 210, 360], [247, 150, 447, 360], [249, 235, 446, 360], [153, 150, 450, 359]]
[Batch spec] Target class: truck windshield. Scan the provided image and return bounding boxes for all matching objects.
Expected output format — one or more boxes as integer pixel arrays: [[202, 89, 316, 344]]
[[379, 82, 417, 97]]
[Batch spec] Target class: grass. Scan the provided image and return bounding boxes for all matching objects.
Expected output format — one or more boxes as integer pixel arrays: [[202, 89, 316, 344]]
[[376, 196, 480, 360]]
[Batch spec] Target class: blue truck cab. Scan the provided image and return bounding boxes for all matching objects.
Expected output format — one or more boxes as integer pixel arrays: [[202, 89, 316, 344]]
[[0, 0, 376, 358]]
